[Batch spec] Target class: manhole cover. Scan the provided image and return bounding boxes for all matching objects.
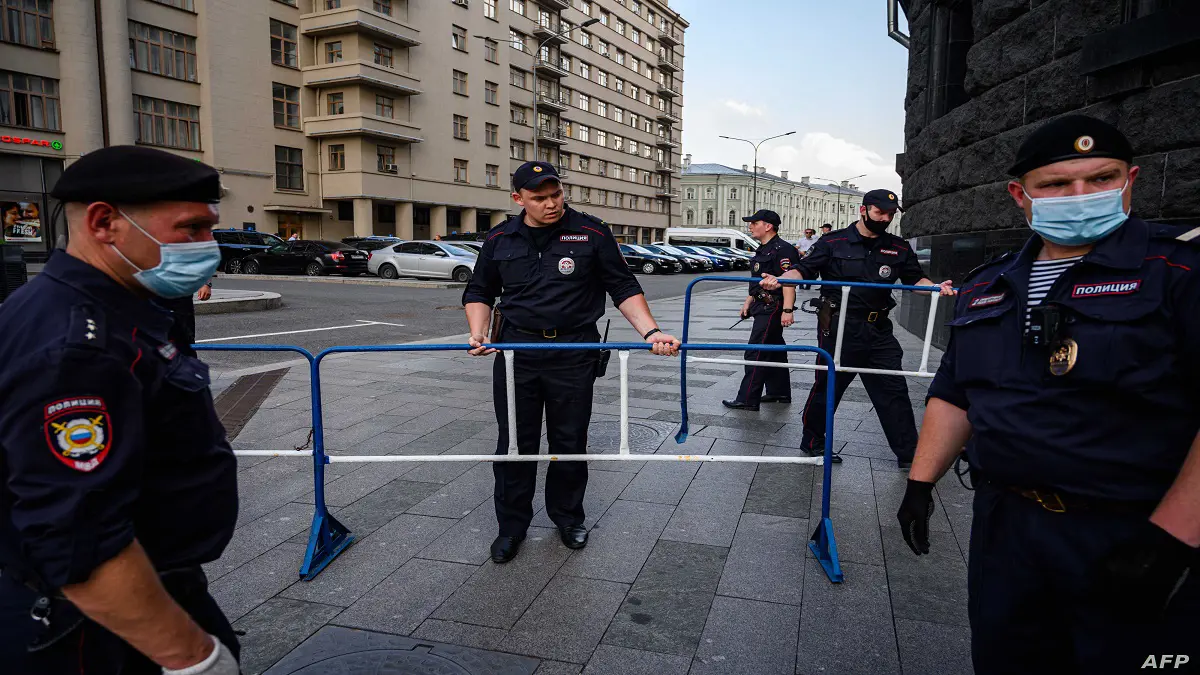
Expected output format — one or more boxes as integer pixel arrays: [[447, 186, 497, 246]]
[[263, 627, 537, 675], [587, 420, 664, 452]]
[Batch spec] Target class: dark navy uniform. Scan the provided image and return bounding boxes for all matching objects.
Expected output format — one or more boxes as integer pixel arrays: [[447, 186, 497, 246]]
[[928, 217, 1200, 673], [732, 233, 800, 406], [0, 255, 239, 673], [463, 204, 642, 537], [794, 218, 928, 460]]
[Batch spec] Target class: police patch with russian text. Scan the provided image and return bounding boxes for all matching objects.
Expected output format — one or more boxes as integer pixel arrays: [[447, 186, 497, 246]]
[[968, 292, 1006, 309], [1071, 280, 1141, 298], [879, 248, 899, 256], [560, 234, 588, 242], [44, 398, 112, 473]]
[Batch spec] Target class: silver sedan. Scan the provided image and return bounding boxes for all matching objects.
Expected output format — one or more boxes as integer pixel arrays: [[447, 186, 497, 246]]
[[368, 240, 477, 282]]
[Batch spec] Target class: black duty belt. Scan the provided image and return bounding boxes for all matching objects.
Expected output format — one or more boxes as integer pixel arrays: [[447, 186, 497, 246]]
[[841, 308, 890, 323], [508, 323, 594, 340], [753, 291, 782, 304], [979, 477, 1157, 515]]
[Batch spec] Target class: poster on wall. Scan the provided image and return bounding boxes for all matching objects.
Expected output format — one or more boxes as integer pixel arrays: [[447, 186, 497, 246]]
[[2, 201, 43, 242]]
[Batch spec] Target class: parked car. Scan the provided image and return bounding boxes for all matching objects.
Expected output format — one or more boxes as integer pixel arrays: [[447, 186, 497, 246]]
[[368, 240, 477, 282], [343, 236, 403, 252], [619, 243, 682, 274], [674, 245, 732, 271], [241, 240, 369, 276], [696, 245, 751, 270], [642, 244, 711, 272], [212, 229, 285, 274]]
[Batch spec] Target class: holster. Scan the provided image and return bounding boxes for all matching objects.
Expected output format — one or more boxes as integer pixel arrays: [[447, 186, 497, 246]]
[[816, 297, 836, 337], [595, 350, 611, 379], [489, 308, 504, 342]]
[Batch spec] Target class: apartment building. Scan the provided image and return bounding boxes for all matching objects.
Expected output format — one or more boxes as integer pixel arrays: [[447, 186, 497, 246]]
[[0, 0, 686, 261]]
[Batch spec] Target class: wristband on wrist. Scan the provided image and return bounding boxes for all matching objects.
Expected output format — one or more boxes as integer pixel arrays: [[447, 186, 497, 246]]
[[642, 328, 661, 340], [782, 308, 795, 313]]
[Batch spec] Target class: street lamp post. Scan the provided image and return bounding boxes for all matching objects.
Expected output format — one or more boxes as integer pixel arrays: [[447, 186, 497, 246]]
[[814, 173, 867, 227], [719, 131, 795, 213]]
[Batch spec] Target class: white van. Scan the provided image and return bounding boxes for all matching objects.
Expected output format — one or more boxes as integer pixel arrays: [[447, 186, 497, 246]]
[[660, 228, 759, 252]]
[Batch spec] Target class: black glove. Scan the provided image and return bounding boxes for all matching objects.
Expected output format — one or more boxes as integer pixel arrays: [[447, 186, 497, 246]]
[[897, 479, 936, 555], [1091, 522, 1196, 619]]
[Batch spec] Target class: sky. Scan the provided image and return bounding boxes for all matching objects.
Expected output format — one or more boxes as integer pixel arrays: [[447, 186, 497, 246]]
[[670, 0, 910, 194]]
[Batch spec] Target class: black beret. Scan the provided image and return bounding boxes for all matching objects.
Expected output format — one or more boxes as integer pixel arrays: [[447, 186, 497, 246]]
[[50, 145, 222, 204], [1008, 115, 1134, 177], [862, 189, 904, 212]]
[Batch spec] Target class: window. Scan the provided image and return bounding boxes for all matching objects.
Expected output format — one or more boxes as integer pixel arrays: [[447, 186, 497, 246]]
[[686, 209, 694, 224], [510, 105, 528, 124], [453, 70, 468, 95], [706, 209, 714, 225], [275, 146, 303, 190], [328, 144, 345, 171], [705, 187, 714, 198], [0, 71, 60, 131], [628, 140, 637, 155], [597, 101, 608, 117], [580, 31, 591, 48], [1, 0, 54, 48], [324, 0, 341, 7], [485, 122, 499, 146], [729, 210, 737, 227], [272, 83, 300, 128], [452, 24, 467, 51], [598, 40, 609, 57], [373, 0, 392, 14], [612, 134, 621, 150], [149, 0, 194, 9], [614, 108, 623, 124], [580, 187, 590, 202], [376, 94, 394, 118], [616, 19, 625, 35], [577, 93, 589, 111], [579, 62, 590, 79], [600, 10, 609, 26], [628, 167, 637, 181], [510, 30, 526, 52], [454, 159, 469, 183], [510, 0, 525, 14], [325, 40, 342, 63], [630, 85, 639, 99], [377, 145, 396, 172], [327, 92, 344, 115], [615, 78, 624, 93], [373, 43, 393, 67], [598, 71, 608, 87], [129, 22, 198, 82], [510, 140, 527, 160], [578, 125, 590, 143], [596, 130, 607, 146], [730, 188, 738, 199], [685, 188, 694, 199], [581, 1, 591, 16], [453, 114, 468, 140], [486, 164, 499, 187], [597, 159, 607, 175], [484, 0, 496, 19], [616, 50, 625, 66], [631, 29, 640, 45], [578, 156, 589, 171], [134, 95, 199, 149], [485, 80, 499, 104], [484, 39, 498, 62], [925, 0, 973, 120], [270, 20, 298, 67]]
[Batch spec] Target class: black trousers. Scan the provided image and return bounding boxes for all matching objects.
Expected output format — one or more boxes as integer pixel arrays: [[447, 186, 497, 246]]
[[0, 568, 239, 674], [733, 303, 790, 405], [492, 324, 599, 537], [799, 315, 917, 458], [968, 484, 1200, 674]]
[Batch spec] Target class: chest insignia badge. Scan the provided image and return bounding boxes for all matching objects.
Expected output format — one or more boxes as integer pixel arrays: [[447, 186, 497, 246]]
[[878, 264, 892, 279], [157, 343, 178, 360], [558, 257, 576, 275], [1049, 338, 1078, 376], [968, 292, 1006, 309], [44, 398, 111, 473]]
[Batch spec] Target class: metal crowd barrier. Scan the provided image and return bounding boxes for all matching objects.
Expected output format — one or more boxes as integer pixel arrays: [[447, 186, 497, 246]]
[[195, 341, 845, 584]]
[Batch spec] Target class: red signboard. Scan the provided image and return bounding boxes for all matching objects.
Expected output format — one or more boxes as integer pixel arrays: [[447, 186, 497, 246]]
[[0, 135, 62, 150]]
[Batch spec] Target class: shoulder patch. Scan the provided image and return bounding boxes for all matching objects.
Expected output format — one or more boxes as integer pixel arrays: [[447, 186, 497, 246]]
[[44, 397, 112, 473]]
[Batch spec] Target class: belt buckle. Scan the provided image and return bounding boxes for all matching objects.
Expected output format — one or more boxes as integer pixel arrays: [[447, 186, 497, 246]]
[[542, 329, 557, 339], [867, 311, 879, 323], [1032, 490, 1067, 513]]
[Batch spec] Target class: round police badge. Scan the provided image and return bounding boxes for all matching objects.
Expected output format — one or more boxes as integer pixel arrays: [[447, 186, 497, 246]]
[[558, 257, 575, 275], [753, 262, 761, 273], [1074, 135, 1095, 153], [878, 265, 892, 279], [1049, 338, 1078, 376], [44, 397, 112, 473]]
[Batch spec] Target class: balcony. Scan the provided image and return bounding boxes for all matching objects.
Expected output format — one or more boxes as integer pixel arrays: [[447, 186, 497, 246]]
[[303, 114, 423, 144], [302, 61, 422, 96], [533, 22, 567, 45], [657, 54, 681, 72], [658, 28, 682, 47], [654, 161, 679, 174], [533, 0, 570, 10], [300, 7, 421, 48], [656, 186, 680, 199], [536, 91, 570, 112], [656, 81, 680, 97], [536, 126, 568, 145], [534, 58, 570, 78], [655, 133, 680, 148], [656, 109, 681, 124]]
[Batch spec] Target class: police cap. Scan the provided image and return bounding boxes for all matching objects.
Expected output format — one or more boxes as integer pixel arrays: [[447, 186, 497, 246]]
[[512, 161, 561, 193], [862, 189, 904, 212], [1008, 114, 1134, 177], [742, 209, 781, 226], [50, 145, 222, 204]]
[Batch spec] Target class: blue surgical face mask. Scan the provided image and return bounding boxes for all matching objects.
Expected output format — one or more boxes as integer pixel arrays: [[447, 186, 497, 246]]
[[110, 209, 221, 298], [1022, 181, 1130, 246]]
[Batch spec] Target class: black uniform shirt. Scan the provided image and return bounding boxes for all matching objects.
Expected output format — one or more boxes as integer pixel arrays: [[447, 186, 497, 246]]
[[928, 217, 1200, 501], [748, 235, 801, 299], [0, 254, 238, 588], [796, 224, 927, 312], [462, 207, 644, 331]]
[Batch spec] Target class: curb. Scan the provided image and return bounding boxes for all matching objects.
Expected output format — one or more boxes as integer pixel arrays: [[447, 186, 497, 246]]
[[194, 292, 283, 315], [217, 273, 464, 290]]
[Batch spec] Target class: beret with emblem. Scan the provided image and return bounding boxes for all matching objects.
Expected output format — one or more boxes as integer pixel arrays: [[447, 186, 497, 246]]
[[50, 145, 222, 204], [1008, 114, 1134, 177]]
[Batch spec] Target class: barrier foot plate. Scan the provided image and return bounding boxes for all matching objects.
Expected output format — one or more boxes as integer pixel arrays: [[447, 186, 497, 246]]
[[299, 511, 355, 581], [808, 517, 844, 583]]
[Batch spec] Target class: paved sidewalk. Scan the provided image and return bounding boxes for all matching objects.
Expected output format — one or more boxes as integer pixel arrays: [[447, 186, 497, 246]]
[[205, 286, 975, 675]]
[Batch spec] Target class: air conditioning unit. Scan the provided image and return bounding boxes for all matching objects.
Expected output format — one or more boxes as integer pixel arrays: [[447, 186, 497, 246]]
[[384, 163, 398, 173], [452, 0, 469, 6]]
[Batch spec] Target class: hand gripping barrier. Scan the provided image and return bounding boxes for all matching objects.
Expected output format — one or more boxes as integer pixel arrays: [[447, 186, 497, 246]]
[[195, 340, 846, 583]]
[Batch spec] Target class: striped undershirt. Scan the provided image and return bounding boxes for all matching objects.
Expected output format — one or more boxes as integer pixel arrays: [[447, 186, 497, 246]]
[[1025, 255, 1084, 330]]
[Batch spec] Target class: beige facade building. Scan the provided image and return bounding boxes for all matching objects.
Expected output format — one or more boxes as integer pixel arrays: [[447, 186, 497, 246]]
[[0, 0, 686, 260]]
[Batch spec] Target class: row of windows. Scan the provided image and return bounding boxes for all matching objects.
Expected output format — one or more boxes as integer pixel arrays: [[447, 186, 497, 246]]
[[0, 70, 60, 131], [320, 143, 502, 188], [569, 184, 668, 213], [581, 0, 678, 39], [134, 95, 200, 150], [684, 209, 807, 228], [508, 26, 666, 105], [684, 187, 855, 212], [129, 20, 198, 82], [0, 0, 54, 49]]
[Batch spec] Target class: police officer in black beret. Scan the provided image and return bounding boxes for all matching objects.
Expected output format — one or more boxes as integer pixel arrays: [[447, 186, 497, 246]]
[[761, 191, 954, 467], [463, 161, 680, 564], [0, 146, 240, 674], [722, 209, 800, 411], [897, 115, 1200, 673]]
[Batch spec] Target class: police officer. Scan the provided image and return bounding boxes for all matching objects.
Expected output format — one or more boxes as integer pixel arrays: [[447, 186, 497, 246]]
[[722, 209, 799, 411], [761, 191, 954, 467], [896, 115, 1200, 674], [463, 161, 680, 564], [0, 146, 240, 674]]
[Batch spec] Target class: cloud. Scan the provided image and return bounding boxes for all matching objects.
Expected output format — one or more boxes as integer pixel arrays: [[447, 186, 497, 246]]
[[723, 99, 764, 117], [757, 132, 902, 194]]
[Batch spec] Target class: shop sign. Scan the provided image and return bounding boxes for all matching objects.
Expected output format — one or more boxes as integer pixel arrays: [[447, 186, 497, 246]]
[[1, 135, 63, 151]]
